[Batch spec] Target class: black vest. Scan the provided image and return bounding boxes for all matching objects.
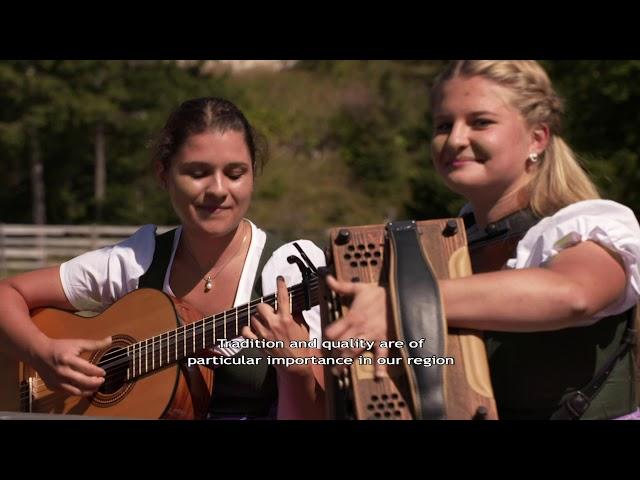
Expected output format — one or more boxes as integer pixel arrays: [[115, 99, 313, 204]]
[[138, 227, 283, 419], [465, 209, 637, 420]]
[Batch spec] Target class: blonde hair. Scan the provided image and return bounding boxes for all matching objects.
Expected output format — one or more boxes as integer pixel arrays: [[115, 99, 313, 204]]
[[431, 60, 600, 217]]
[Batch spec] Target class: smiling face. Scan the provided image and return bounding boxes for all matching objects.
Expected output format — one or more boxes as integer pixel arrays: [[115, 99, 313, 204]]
[[431, 75, 539, 202], [158, 129, 254, 237]]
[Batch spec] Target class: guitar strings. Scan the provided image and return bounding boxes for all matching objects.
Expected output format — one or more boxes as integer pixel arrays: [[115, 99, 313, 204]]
[[100, 278, 319, 371], [97, 284, 319, 391]]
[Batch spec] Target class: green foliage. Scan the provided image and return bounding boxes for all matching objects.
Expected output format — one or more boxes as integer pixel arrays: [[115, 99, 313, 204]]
[[0, 60, 638, 247], [0, 60, 230, 225], [542, 61, 640, 212]]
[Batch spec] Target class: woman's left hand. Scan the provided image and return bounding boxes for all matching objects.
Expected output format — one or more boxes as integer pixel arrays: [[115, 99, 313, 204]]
[[241, 276, 314, 375]]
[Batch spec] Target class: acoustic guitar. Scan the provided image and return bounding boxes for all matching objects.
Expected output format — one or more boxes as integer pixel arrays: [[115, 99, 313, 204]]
[[0, 272, 319, 419]]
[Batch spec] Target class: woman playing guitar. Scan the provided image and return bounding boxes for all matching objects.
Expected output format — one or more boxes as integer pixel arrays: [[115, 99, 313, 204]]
[[0, 97, 325, 420]]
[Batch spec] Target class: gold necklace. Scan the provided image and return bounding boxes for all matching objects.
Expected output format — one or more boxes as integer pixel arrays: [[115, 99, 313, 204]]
[[181, 222, 249, 294]]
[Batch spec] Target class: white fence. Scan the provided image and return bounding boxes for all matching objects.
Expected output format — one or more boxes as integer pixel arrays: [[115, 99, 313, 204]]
[[0, 224, 175, 275]]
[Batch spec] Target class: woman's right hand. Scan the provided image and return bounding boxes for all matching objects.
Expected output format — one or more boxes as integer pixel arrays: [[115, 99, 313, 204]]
[[31, 336, 112, 397]]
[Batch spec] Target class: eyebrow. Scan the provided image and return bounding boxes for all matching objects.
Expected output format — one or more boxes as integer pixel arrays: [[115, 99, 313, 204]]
[[434, 110, 499, 119], [225, 162, 251, 170], [469, 110, 499, 117], [180, 161, 250, 168]]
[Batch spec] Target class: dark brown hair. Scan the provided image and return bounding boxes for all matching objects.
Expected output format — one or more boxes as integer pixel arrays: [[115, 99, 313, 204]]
[[151, 97, 268, 174]]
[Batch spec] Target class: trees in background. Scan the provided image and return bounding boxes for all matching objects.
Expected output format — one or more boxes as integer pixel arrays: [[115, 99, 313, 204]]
[[0, 60, 231, 226], [0, 60, 637, 245]]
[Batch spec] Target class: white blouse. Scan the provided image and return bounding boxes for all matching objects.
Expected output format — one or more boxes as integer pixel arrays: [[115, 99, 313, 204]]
[[59, 220, 326, 356]]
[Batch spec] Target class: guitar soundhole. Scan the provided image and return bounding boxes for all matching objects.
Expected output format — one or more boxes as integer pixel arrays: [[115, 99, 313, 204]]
[[99, 353, 129, 395], [89, 335, 136, 407]]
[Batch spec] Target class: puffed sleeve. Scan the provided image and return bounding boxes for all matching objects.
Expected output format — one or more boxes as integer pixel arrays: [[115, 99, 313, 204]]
[[506, 200, 640, 318], [59, 224, 157, 312]]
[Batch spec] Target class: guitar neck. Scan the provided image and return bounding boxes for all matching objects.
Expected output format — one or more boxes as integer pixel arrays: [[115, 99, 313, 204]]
[[100, 276, 319, 381]]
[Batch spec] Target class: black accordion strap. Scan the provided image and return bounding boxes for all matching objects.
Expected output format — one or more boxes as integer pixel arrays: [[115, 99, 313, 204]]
[[387, 220, 447, 420]]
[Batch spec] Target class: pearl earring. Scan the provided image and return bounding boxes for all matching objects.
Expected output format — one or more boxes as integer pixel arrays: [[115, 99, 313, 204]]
[[529, 153, 539, 163]]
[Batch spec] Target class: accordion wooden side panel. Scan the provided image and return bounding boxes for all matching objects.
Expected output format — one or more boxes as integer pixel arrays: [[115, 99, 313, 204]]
[[324, 218, 498, 420]]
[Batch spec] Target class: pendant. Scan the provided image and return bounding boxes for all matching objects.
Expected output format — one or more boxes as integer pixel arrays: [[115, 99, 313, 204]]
[[204, 275, 212, 293]]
